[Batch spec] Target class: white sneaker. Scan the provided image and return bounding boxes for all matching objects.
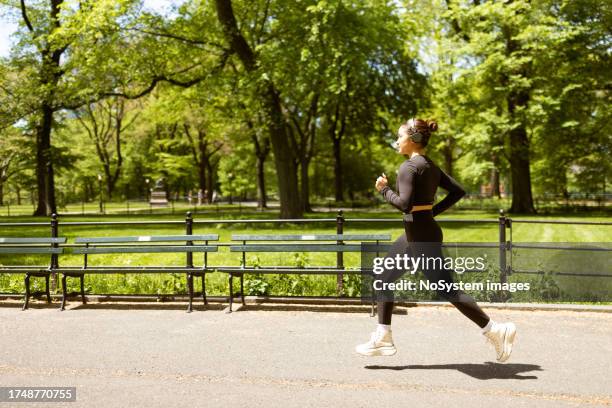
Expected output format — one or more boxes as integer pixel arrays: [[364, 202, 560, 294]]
[[484, 322, 516, 362], [355, 330, 397, 356]]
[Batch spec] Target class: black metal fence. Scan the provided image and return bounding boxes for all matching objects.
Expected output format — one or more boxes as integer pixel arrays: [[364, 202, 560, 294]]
[[1, 210, 610, 299]]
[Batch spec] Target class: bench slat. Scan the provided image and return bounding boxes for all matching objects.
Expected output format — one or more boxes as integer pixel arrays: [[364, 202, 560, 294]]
[[0, 247, 63, 254], [231, 244, 371, 252], [72, 245, 218, 254], [231, 234, 391, 241], [74, 235, 219, 244], [0, 237, 67, 244], [51, 267, 210, 274], [216, 267, 363, 275]]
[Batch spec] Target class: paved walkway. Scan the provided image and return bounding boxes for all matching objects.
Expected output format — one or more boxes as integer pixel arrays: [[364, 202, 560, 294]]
[[0, 302, 610, 407]]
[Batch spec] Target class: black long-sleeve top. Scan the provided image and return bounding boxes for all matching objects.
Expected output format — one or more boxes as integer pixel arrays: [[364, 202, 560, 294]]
[[380, 155, 465, 217]]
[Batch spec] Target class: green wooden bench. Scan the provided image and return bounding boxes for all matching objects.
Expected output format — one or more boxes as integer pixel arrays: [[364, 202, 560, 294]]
[[55, 235, 219, 312], [0, 237, 66, 310], [218, 234, 391, 312]]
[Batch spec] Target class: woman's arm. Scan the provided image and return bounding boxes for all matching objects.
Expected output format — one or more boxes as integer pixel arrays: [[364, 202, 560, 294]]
[[432, 170, 466, 217], [379, 161, 416, 213]]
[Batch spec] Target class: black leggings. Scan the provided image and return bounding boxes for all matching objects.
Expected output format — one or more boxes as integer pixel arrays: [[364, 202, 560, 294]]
[[376, 211, 490, 328]]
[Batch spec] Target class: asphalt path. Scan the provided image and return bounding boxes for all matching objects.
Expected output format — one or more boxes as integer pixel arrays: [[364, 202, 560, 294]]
[[0, 302, 610, 407]]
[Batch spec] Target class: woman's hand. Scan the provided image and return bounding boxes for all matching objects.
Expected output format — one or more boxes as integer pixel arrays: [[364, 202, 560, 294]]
[[375, 173, 388, 192]]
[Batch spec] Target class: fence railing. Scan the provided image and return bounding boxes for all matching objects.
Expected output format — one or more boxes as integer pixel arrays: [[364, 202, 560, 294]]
[[1, 210, 610, 299], [1, 190, 610, 216]]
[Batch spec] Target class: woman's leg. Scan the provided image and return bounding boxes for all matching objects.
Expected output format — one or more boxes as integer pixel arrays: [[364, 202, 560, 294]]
[[355, 232, 408, 356], [376, 233, 410, 325], [409, 214, 490, 328]]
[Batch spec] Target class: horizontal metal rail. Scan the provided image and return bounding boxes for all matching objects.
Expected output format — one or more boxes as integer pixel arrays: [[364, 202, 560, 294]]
[[344, 218, 499, 223], [74, 235, 218, 243], [511, 269, 612, 278], [50, 267, 209, 274], [0, 247, 63, 254], [72, 246, 219, 254], [510, 244, 611, 251], [231, 234, 391, 241], [509, 219, 612, 225], [0, 237, 67, 244]]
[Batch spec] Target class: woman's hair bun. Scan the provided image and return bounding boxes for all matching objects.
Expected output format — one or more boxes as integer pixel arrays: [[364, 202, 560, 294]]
[[427, 120, 438, 132]]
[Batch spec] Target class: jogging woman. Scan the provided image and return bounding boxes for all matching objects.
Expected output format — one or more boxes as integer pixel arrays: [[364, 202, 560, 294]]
[[355, 118, 516, 362]]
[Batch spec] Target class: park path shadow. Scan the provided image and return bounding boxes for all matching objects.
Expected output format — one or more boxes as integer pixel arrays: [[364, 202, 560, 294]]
[[365, 362, 542, 380]]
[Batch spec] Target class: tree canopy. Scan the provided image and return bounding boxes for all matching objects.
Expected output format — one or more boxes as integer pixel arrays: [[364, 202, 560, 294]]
[[0, 0, 609, 216]]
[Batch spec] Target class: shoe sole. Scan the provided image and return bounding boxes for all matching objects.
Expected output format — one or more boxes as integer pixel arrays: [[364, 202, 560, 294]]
[[356, 346, 397, 357], [499, 323, 516, 363]]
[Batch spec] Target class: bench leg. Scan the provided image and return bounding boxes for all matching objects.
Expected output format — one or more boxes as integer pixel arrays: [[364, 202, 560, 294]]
[[186, 273, 193, 313], [201, 274, 207, 306], [60, 275, 67, 311], [226, 274, 233, 313], [45, 275, 51, 303], [80, 275, 86, 305], [240, 273, 245, 306], [22, 274, 30, 311], [370, 299, 376, 317]]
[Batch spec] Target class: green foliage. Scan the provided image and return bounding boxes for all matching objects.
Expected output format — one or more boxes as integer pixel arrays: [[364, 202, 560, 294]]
[[0, 0, 609, 212]]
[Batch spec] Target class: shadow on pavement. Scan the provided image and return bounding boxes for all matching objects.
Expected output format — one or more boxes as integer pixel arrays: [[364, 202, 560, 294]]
[[67, 303, 225, 311], [365, 362, 542, 380]]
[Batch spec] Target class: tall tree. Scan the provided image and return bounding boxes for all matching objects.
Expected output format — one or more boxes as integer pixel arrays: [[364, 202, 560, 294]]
[[436, 0, 610, 212], [215, 0, 302, 218], [0, 0, 141, 215]]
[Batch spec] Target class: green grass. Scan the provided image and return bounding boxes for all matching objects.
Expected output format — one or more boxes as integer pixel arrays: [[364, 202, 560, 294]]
[[0, 207, 610, 301]]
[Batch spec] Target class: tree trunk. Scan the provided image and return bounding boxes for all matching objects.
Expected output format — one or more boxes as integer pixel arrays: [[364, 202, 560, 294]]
[[34, 104, 56, 215], [491, 168, 501, 198], [507, 92, 535, 213], [251, 133, 270, 209], [508, 125, 535, 213], [0, 182, 3, 206], [256, 156, 267, 208], [502, 16, 535, 214], [107, 104, 124, 201], [198, 139, 207, 197], [263, 85, 300, 217], [300, 157, 312, 212], [31, 0, 64, 216], [104, 167, 113, 200], [329, 98, 346, 203], [215, 0, 302, 218], [205, 158, 218, 203]]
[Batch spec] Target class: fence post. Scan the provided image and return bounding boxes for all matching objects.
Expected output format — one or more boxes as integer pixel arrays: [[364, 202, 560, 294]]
[[498, 209, 507, 286], [50, 213, 59, 292], [336, 209, 344, 296], [185, 211, 193, 268]]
